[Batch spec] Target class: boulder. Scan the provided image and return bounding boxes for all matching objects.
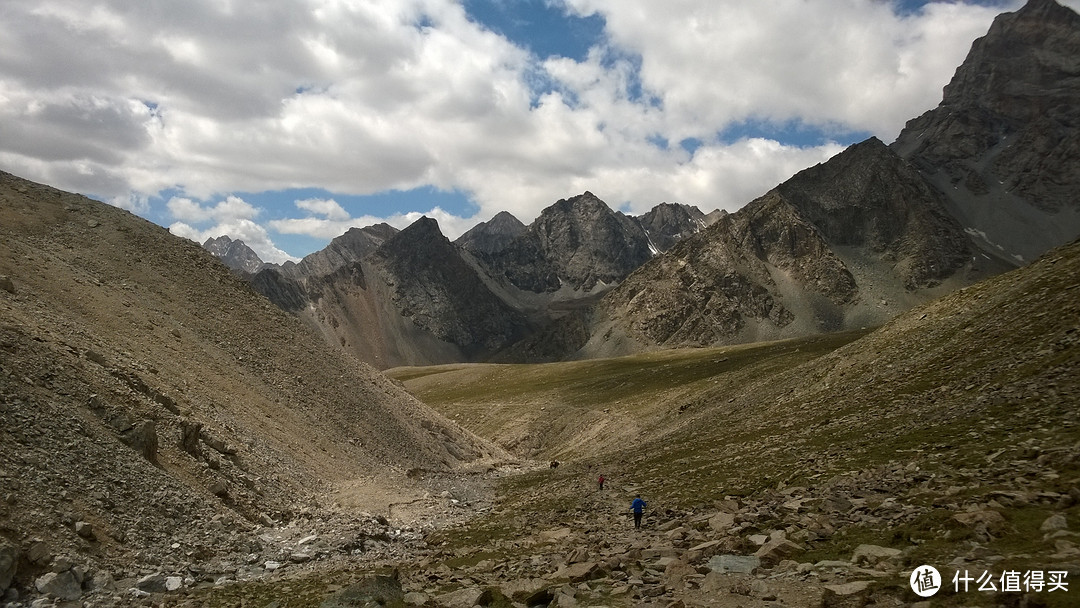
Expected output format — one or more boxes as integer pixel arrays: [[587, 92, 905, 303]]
[[320, 575, 403, 608], [435, 587, 484, 608], [851, 544, 901, 567], [709, 512, 736, 532], [663, 559, 696, 586], [135, 573, 168, 593], [35, 571, 82, 601], [753, 539, 805, 567], [25, 541, 52, 565], [500, 577, 550, 603], [565, 547, 589, 564], [74, 521, 95, 540], [121, 420, 158, 462], [707, 554, 760, 574], [952, 510, 1009, 536], [0, 542, 16, 593], [687, 539, 721, 562], [1041, 513, 1068, 532], [179, 419, 202, 455], [552, 561, 602, 583]]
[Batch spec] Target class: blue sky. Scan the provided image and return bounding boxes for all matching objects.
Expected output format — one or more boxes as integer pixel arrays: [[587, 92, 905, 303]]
[[1, 0, 1066, 262]]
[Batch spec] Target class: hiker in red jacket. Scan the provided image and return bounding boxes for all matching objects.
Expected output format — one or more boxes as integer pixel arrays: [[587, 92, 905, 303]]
[[598, 474, 605, 490]]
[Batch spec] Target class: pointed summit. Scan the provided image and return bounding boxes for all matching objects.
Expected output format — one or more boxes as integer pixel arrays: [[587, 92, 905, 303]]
[[455, 211, 526, 255], [202, 235, 267, 274], [891, 0, 1080, 262], [484, 192, 653, 293], [1015, 0, 1079, 20]]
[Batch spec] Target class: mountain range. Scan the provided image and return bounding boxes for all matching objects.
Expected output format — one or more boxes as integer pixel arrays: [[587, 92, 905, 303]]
[[209, 0, 1080, 367]]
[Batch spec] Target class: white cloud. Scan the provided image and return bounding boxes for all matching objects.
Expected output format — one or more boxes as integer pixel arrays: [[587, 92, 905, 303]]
[[295, 198, 350, 221], [166, 195, 259, 223], [2, 0, 1074, 256], [558, 0, 1019, 139]]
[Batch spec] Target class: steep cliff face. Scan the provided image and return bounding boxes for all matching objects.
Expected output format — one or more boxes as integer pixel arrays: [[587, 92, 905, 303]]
[[777, 138, 973, 290], [892, 0, 1080, 262], [369, 217, 530, 356]]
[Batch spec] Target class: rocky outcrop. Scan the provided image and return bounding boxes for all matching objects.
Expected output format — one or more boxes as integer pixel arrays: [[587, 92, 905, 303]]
[[891, 0, 1080, 262]]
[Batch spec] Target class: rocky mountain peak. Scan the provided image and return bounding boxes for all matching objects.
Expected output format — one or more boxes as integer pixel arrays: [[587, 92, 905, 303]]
[[937, 0, 1080, 118], [891, 0, 1080, 262], [1015, 0, 1078, 22], [374, 216, 455, 269], [276, 222, 398, 279], [496, 192, 653, 293], [635, 202, 706, 253], [373, 215, 528, 355], [454, 211, 526, 255], [201, 235, 267, 274]]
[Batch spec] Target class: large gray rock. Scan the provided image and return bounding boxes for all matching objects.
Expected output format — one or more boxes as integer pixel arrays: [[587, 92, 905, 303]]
[[552, 561, 602, 583], [320, 575, 403, 608], [1041, 513, 1068, 532], [708, 512, 736, 532], [0, 542, 16, 593], [753, 539, 805, 567], [135, 573, 168, 593], [121, 419, 158, 462], [707, 554, 760, 574], [35, 571, 82, 601], [851, 544, 901, 567]]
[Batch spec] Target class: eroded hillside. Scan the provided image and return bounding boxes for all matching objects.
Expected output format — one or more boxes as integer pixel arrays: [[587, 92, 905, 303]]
[[0, 171, 508, 604]]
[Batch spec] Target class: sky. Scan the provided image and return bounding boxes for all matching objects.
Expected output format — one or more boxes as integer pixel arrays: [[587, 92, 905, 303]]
[[2, 0, 1073, 263]]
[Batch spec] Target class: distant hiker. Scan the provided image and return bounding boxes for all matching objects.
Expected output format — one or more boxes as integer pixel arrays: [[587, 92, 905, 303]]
[[631, 495, 646, 529], [598, 474, 605, 490], [550, 460, 559, 469]]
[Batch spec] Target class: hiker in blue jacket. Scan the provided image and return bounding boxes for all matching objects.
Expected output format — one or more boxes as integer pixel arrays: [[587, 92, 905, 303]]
[[631, 495, 646, 529]]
